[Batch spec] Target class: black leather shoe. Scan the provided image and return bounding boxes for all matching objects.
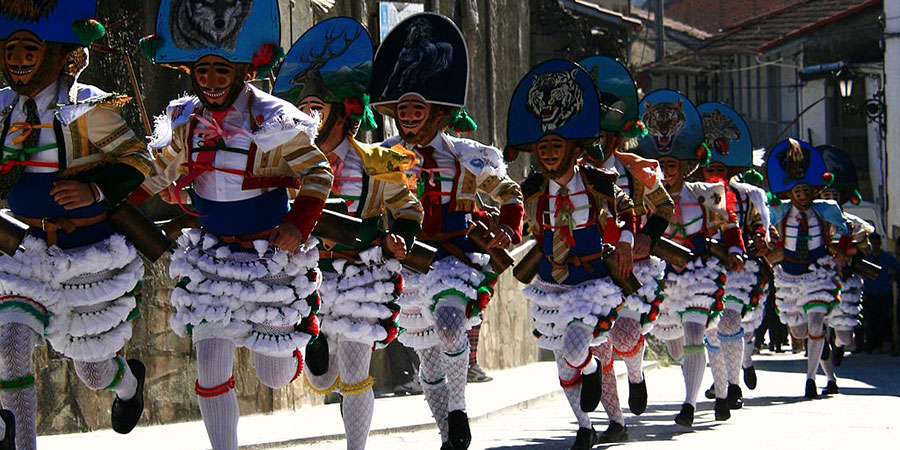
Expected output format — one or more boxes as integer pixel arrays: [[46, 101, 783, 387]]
[[727, 384, 743, 409], [628, 379, 647, 415], [598, 421, 628, 443], [0, 409, 14, 450], [305, 333, 330, 376], [440, 442, 453, 450], [743, 365, 757, 390], [822, 380, 839, 395], [805, 379, 818, 399], [111, 359, 145, 434], [447, 410, 471, 450], [704, 383, 715, 400], [714, 398, 731, 421], [833, 346, 845, 366], [674, 403, 694, 427], [571, 427, 599, 450], [580, 359, 601, 412]]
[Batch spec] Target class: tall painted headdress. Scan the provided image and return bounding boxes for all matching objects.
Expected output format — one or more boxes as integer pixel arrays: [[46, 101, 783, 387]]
[[274, 17, 376, 130], [765, 138, 828, 195], [139, 0, 283, 75], [505, 59, 600, 160], [698, 102, 753, 168], [633, 89, 705, 162], [0, 0, 106, 46], [369, 12, 474, 132], [578, 55, 646, 141], [817, 144, 861, 205]]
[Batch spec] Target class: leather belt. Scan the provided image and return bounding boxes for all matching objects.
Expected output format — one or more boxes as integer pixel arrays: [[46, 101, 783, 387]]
[[545, 251, 606, 273], [17, 212, 107, 246]]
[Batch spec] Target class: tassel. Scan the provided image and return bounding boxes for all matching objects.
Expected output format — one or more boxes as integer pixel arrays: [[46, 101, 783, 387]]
[[696, 143, 712, 168], [359, 106, 378, 131], [620, 120, 648, 139], [451, 108, 478, 133], [766, 191, 781, 206], [822, 172, 834, 188], [741, 168, 764, 186], [139, 34, 164, 63], [71, 19, 106, 46]]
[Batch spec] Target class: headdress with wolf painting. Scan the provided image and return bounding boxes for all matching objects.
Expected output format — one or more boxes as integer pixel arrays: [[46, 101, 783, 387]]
[[765, 138, 827, 195], [274, 16, 375, 128], [144, 0, 281, 67], [697, 102, 752, 168], [369, 12, 468, 112], [0, 0, 105, 46], [633, 89, 704, 161], [817, 144, 861, 205]]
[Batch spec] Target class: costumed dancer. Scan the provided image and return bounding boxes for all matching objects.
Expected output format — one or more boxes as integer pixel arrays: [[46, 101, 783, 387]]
[[0, 3, 154, 448], [578, 55, 674, 443], [635, 90, 746, 425], [369, 13, 524, 450], [765, 139, 852, 399], [817, 144, 873, 394], [134, 2, 331, 448], [273, 18, 423, 449], [506, 59, 636, 450], [697, 102, 770, 408]]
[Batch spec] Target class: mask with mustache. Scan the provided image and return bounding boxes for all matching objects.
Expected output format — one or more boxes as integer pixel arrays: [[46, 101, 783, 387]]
[[0, 35, 66, 98]]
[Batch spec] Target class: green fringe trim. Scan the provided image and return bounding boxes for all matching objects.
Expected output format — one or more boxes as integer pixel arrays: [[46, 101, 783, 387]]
[[0, 374, 35, 391], [684, 344, 706, 355], [104, 357, 127, 390], [450, 108, 477, 133], [139, 34, 164, 63], [71, 19, 106, 46], [0, 300, 49, 328]]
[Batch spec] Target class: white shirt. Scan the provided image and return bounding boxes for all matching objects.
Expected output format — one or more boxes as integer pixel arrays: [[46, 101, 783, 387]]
[[409, 133, 457, 205], [190, 86, 264, 202], [666, 184, 705, 242], [601, 156, 631, 195], [545, 167, 633, 244], [4, 81, 61, 174], [329, 137, 365, 215], [784, 206, 823, 253]]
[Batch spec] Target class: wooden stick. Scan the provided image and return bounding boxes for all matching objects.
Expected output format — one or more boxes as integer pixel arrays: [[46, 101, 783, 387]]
[[123, 53, 152, 137]]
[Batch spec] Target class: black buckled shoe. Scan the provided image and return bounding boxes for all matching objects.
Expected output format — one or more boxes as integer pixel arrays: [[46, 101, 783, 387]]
[[580, 358, 601, 412], [822, 380, 839, 395], [598, 421, 628, 443], [714, 398, 731, 421], [0, 409, 15, 450], [727, 384, 743, 409], [704, 383, 715, 400], [833, 346, 845, 366], [743, 365, 757, 390], [805, 379, 818, 399], [111, 359, 145, 434], [447, 410, 471, 450], [628, 379, 647, 415], [305, 333, 330, 376], [571, 427, 599, 450], [674, 403, 694, 427]]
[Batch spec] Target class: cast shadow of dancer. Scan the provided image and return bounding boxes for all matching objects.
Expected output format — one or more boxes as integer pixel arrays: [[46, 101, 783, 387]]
[[381, 17, 453, 99]]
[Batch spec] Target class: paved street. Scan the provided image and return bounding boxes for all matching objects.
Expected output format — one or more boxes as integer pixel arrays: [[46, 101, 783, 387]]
[[287, 353, 900, 450]]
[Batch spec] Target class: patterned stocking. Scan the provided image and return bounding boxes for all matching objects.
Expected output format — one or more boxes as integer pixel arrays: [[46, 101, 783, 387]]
[[74, 356, 138, 400], [196, 338, 239, 450], [682, 322, 707, 407], [806, 312, 826, 380], [555, 350, 592, 429], [338, 340, 374, 450], [718, 310, 744, 385], [0, 323, 37, 450], [305, 334, 340, 391], [666, 338, 684, 362], [610, 318, 645, 383], [434, 303, 469, 412], [742, 333, 755, 369], [705, 330, 727, 399], [418, 346, 450, 442], [594, 341, 624, 425]]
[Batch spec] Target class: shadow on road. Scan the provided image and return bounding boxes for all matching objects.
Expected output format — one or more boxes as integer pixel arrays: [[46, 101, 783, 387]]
[[753, 353, 900, 397]]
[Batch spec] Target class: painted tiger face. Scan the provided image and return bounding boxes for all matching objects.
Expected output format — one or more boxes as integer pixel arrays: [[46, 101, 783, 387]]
[[642, 99, 685, 153], [702, 110, 741, 156], [526, 69, 584, 132]]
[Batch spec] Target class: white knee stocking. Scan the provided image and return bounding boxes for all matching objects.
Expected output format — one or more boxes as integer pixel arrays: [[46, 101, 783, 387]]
[[338, 341, 374, 450], [665, 338, 684, 362], [555, 350, 592, 429], [610, 318, 645, 383], [742, 333, 755, 369], [593, 341, 624, 425], [418, 346, 450, 442], [0, 323, 36, 450], [682, 322, 707, 407], [254, 352, 299, 389], [806, 313, 826, 380], [717, 310, 744, 385], [196, 338, 239, 450], [434, 304, 469, 412], [74, 356, 138, 400], [706, 330, 727, 399]]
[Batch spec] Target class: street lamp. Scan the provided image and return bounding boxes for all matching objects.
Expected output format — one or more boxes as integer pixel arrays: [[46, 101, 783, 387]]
[[837, 69, 854, 99]]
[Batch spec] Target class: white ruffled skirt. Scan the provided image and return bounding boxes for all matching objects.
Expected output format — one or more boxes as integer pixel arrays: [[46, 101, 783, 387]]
[[652, 257, 727, 336], [524, 275, 624, 351], [319, 247, 403, 348], [826, 275, 862, 330], [396, 254, 492, 350], [617, 256, 666, 335], [169, 228, 321, 357], [0, 234, 143, 363], [774, 256, 840, 328]]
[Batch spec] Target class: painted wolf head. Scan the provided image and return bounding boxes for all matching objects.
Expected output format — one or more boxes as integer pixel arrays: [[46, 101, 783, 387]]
[[526, 69, 584, 133], [170, 0, 254, 52]]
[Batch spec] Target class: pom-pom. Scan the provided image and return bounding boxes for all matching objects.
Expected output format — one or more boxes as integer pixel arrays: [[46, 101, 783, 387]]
[[450, 108, 477, 133], [620, 120, 648, 139], [476, 287, 491, 310], [696, 143, 711, 168], [822, 172, 834, 187], [742, 169, 764, 186], [850, 189, 862, 205], [766, 191, 782, 206], [251, 44, 285, 77], [138, 34, 163, 63], [503, 146, 519, 162], [586, 141, 604, 162], [72, 19, 106, 46]]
